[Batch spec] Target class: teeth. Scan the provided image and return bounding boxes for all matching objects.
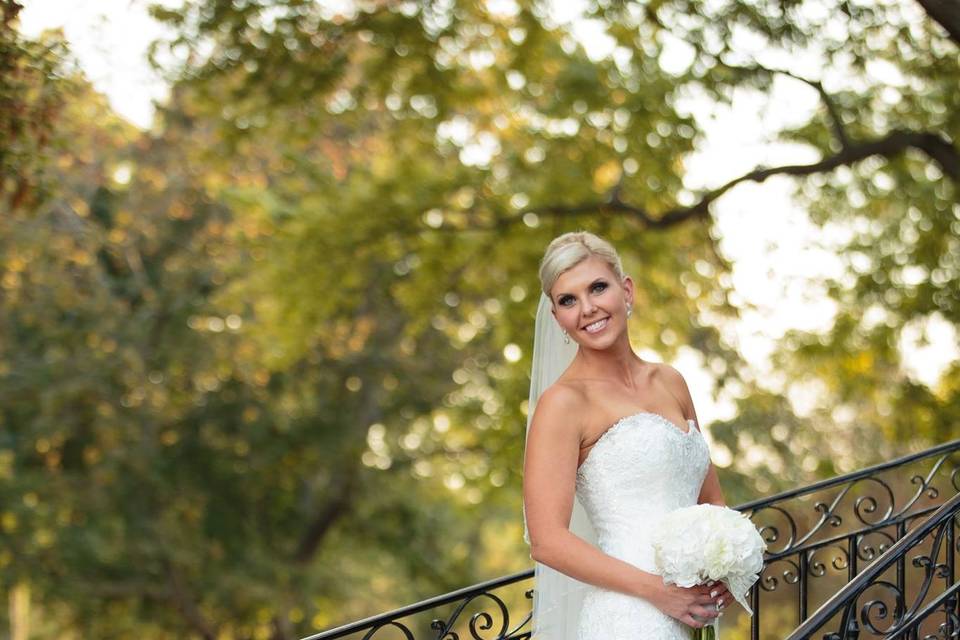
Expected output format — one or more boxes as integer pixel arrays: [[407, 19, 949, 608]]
[[584, 318, 608, 333]]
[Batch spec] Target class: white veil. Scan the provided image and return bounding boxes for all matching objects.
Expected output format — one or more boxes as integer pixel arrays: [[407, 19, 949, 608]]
[[522, 292, 599, 639]]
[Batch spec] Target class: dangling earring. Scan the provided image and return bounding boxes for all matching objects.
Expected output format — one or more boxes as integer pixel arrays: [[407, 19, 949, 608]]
[[562, 330, 570, 344], [626, 304, 633, 318]]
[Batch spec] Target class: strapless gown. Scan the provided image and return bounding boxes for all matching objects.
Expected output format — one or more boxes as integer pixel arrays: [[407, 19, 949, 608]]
[[574, 412, 713, 639]]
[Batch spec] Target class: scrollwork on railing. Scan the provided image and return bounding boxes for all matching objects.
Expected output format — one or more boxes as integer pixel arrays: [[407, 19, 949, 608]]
[[743, 443, 960, 560], [857, 528, 896, 563], [303, 439, 960, 640], [760, 557, 801, 592], [753, 503, 799, 555], [784, 492, 960, 640], [897, 453, 958, 517], [430, 590, 513, 640], [890, 587, 960, 640], [300, 571, 534, 640], [850, 476, 895, 525], [808, 544, 849, 579], [362, 621, 415, 640], [860, 580, 905, 635]]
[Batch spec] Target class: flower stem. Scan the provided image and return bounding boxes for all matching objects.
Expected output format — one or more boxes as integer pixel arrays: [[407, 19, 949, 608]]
[[692, 618, 718, 640]]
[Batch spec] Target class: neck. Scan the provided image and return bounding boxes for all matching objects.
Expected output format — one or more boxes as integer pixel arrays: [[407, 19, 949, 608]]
[[568, 336, 644, 387]]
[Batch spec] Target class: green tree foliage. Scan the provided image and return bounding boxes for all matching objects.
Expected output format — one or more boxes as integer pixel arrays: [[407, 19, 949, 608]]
[[1, 0, 957, 637], [1, 1, 77, 214]]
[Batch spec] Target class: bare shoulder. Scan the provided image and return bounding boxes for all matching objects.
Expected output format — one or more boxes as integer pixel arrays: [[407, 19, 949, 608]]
[[529, 381, 588, 440], [652, 362, 690, 392], [651, 362, 697, 419]]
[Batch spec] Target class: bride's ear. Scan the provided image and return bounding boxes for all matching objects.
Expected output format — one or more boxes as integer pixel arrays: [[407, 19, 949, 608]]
[[622, 275, 635, 306]]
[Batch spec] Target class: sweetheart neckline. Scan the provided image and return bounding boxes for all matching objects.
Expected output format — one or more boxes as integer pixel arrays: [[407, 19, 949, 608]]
[[576, 411, 698, 473]]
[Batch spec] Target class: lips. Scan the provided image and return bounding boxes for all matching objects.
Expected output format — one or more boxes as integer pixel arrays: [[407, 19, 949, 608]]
[[582, 317, 610, 333]]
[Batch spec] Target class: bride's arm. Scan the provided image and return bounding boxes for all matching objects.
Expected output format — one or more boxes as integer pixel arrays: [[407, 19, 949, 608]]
[[523, 386, 721, 627], [658, 364, 727, 507], [697, 463, 726, 506]]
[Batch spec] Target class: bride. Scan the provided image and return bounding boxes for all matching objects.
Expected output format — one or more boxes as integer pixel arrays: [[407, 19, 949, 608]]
[[522, 231, 730, 639]]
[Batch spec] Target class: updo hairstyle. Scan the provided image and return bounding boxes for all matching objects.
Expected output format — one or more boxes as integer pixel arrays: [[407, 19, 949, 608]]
[[538, 231, 626, 299]]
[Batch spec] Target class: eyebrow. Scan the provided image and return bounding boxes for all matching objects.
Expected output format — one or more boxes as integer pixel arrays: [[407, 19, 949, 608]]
[[554, 277, 607, 300]]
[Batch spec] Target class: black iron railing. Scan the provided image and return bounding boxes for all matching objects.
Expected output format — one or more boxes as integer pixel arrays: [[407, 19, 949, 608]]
[[302, 569, 536, 640], [305, 439, 960, 640], [784, 491, 960, 640], [743, 439, 960, 640]]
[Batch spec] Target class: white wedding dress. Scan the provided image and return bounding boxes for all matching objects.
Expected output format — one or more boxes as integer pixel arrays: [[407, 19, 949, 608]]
[[573, 411, 713, 639]]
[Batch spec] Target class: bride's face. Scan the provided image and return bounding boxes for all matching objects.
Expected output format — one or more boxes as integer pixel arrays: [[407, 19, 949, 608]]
[[550, 256, 633, 345]]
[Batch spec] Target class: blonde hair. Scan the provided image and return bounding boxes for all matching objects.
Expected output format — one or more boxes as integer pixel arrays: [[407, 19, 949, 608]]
[[539, 231, 625, 298]]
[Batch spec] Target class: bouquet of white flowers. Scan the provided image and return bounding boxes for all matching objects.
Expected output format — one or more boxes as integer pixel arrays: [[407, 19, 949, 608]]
[[651, 504, 767, 640]]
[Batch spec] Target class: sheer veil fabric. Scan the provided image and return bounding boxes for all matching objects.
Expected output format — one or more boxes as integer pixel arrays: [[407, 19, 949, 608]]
[[522, 292, 599, 639]]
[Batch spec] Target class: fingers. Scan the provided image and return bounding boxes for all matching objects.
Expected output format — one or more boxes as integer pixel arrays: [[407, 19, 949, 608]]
[[697, 587, 729, 606], [701, 581, 730, 597], [682, 615, 704, 629], [707, 590, 729, 603], [694, 605, 721, 620], [683, 607, 721, 629], [703, 582, 731, 606], [680, 582, 730, 627]]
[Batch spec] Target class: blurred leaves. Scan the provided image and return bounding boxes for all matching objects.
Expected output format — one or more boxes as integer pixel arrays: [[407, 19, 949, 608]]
[[1, 0, 958, 637]]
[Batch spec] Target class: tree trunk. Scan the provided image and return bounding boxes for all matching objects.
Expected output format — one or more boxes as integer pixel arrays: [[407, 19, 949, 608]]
[[10, 582, 30, 640]]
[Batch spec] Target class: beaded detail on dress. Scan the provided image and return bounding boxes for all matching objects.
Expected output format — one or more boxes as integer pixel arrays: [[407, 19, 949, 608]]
[[574, 412, 712, 639]]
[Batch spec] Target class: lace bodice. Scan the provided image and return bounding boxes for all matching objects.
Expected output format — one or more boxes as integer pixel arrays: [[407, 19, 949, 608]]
[[573, 412, 713, 639]]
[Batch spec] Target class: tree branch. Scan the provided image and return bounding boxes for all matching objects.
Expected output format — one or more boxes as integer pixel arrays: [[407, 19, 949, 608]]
[[293, 468, 358, 563], [675, 129, 958, 214], [164, 560, 218, 640], [661, 129, 946, 217], [293, 285, 397, 564], [459, 128, 958, 234], [720, 62, 851, 150], [915, 0, 960, 45]]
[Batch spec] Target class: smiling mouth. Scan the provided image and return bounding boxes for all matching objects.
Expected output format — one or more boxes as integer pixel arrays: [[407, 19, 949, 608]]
[[582, 317, 610, 333]]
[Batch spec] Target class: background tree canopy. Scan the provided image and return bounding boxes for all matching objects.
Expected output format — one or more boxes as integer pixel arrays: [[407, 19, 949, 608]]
[[2, 0, 958, 637]]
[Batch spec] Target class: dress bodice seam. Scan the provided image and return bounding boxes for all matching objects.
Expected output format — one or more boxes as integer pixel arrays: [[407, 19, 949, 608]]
[[576, 412, 698, 475]]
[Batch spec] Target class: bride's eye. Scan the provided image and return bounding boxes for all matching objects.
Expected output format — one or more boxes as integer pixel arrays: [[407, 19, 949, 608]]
[[558, 282, 607, 306]]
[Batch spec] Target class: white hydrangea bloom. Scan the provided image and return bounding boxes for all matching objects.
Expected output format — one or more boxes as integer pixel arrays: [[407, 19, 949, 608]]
[[651, 504, 766, 614]]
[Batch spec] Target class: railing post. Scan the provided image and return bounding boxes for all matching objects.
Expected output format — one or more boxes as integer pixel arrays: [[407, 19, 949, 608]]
[[848, 534, 857, 581], [896, 519, 906, 621], [845, 607, 860, 640], [946, 521, 956, 639], [846, 533, 859, 640], [799, 549, 809, 625]]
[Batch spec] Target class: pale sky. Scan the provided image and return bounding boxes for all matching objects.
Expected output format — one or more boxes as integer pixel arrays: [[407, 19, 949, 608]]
[[19, 0, 959, 433]]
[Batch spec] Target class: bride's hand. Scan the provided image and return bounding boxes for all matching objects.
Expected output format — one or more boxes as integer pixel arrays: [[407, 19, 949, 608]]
[[648, 580, 727, 629]]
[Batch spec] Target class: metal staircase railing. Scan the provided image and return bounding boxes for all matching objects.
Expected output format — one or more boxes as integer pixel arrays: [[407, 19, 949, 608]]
[[741, 439, 960, 640], [783, 491, 959, 640], [304, 439, 960, 640]]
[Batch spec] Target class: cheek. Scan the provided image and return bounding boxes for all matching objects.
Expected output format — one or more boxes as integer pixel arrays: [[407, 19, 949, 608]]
[[555, 307, 578, 329]]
